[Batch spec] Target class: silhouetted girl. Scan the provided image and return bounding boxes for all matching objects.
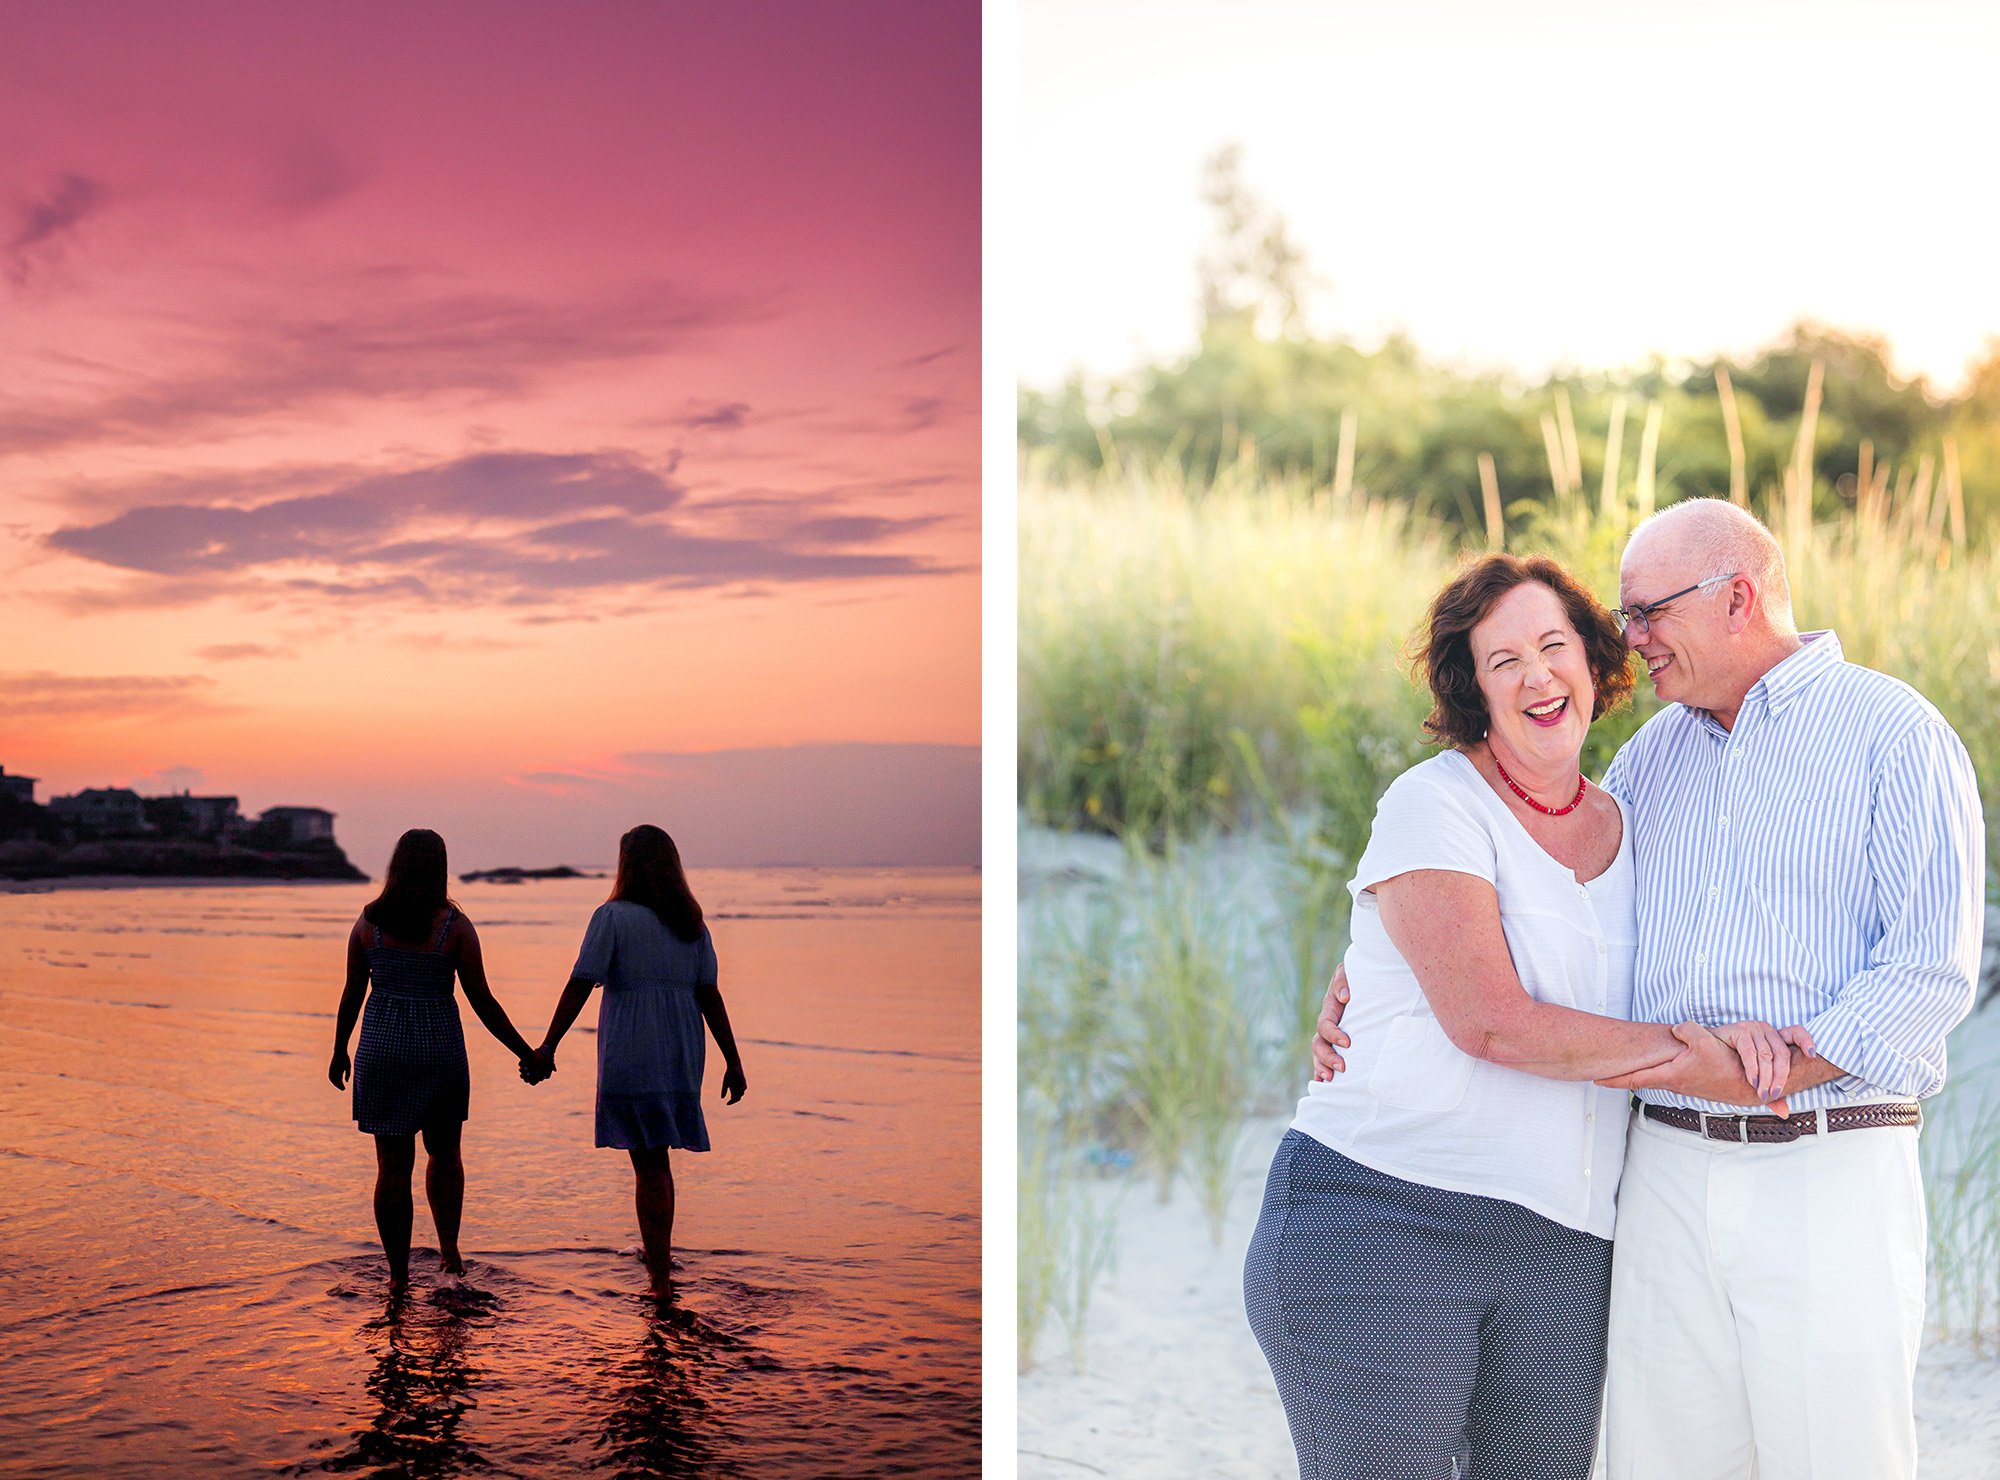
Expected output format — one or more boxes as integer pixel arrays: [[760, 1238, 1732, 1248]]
[[329, 828, 545, 1291], [532, 824, 745, 1297]]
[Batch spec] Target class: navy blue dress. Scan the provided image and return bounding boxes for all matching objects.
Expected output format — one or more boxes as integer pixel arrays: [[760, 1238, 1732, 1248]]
[[571, 902, 717, 1151], [352, 909, 470, 1137]]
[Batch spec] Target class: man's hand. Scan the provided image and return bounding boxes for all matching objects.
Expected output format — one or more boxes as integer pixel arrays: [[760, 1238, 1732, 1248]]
[[1599, 1022, 1793, 1117], [1714, 1020, 1817, 1102], [1311, 964, 1353, 1081]]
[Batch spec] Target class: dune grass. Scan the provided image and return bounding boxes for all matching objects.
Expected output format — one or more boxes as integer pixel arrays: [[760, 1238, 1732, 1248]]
[[1019, 843, 1277, 1239], [1017, 886, 1123, 1375], [1019, 456, 1450, 846], [1922, 1051, 2000, 1354], [1021, 456, 2000, 869], [1017, 1123, 1119, 1375]]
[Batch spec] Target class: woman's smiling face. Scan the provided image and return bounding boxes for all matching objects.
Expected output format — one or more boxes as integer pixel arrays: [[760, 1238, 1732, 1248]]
[[1468, 581, 1595, 767]]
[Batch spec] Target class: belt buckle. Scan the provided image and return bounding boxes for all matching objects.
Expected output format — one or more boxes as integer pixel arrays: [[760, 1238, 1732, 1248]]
[[1714, 1112, 1807, 1144], [1700, 1113, 1745, 1142]]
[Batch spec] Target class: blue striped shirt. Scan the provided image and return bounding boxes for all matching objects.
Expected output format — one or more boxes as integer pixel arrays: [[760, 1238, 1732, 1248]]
[[1599, 630, 1985, 1112]]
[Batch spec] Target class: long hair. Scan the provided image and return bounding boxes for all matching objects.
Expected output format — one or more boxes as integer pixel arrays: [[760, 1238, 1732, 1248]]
[[362, 828, 454, 944], [609, 824, 703, 942]]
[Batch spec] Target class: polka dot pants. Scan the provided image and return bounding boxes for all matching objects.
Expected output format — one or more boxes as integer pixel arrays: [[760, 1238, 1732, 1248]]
[[1243, 1130, 1611, 1480]]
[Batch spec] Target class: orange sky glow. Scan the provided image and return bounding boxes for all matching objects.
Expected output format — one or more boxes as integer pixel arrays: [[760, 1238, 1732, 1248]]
[[0, 1, 980, 874]]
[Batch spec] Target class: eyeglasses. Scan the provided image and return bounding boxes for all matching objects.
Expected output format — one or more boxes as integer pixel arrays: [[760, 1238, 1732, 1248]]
[[1611, 573, 1736, 636]]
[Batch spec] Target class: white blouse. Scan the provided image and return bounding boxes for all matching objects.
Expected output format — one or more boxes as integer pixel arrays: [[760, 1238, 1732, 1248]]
[[1289, 748, 1637, 1238]]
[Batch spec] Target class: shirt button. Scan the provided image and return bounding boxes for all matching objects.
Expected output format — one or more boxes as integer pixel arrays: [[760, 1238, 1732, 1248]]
[[1583, 1167, 1593, 1177], [1696, 951, 1708, 965], [1719, 815, 1730, 827], [1587, 1111, 1596, 1123], [1708, 886, 1720, 899]]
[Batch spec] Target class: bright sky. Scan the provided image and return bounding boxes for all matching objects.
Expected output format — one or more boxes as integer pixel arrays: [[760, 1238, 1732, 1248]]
[[0, 1, 979, 874], [1021, 0, 2000, 394]]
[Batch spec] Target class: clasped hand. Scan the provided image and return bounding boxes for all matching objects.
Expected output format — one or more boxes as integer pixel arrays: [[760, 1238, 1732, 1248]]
[[1597, 1019, 1817, 1115], [518, 1045, 557, 1085]]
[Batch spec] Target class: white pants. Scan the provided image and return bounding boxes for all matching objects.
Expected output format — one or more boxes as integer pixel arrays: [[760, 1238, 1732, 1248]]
[[1604, 1107, 1927, 1480]]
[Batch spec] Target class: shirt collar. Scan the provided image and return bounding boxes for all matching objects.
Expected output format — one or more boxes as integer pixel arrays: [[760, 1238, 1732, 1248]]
[[1752, 629, 1842, 716], [1684, 630, 1842, 737]]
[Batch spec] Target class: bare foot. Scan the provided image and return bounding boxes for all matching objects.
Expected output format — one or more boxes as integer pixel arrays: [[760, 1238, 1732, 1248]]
[[440, 1250, 465, 1277], [643, 1251, 678, 1301]]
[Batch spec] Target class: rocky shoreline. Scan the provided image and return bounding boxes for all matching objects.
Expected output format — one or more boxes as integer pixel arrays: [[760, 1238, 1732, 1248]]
[[0, 837, 367, 884], [459, 865, 602, 884]]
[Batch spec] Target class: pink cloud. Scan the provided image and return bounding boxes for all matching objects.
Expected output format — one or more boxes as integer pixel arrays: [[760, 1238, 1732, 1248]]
[[4, 173, 106, 287]]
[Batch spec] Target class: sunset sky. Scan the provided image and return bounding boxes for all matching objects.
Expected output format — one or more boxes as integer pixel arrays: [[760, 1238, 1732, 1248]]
[[1, 1, 979, 874]]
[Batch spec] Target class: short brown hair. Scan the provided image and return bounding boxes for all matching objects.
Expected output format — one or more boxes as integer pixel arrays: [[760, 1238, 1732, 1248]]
[[1415, 554, 1634, 748]]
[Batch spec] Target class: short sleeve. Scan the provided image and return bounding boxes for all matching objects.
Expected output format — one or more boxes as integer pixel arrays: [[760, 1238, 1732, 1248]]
[[697, 926, 718, 986], [1348, 762, 1499, 901], [572, 904, 617, 982]]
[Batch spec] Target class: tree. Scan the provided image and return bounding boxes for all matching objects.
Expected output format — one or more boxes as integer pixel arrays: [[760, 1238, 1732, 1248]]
[[1195, 144, 1313, 341], [1018, 150, 1994, 539]]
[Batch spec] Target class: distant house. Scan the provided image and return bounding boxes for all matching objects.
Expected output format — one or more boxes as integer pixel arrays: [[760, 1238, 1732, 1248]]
[[143, 792, 242, 839], [260, 806, 336, 845], [0, 767, 35, 806], [49, 787, 151, 835], [186, 795, 242, 836]]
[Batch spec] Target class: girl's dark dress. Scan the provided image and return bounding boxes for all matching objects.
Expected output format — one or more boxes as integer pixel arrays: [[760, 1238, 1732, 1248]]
[[352, 909, 470, 1136]]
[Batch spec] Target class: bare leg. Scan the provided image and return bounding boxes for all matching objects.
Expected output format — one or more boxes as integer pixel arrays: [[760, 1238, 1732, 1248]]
[[373, 1134, 417, 1290], [629, 1146, 676, 1295], [422, 1118, 465, 1275]]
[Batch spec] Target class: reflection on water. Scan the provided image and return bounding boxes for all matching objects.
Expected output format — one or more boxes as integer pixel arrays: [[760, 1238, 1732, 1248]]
[[0, 872, 979, 1478], [317, 1287, 488, 1479], [310, 1278, 751, 1480], [594, 1303, 742, 1480]]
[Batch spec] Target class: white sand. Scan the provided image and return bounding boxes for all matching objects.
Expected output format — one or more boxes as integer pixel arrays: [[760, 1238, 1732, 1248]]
[[1022, 1036, 2000, 1480]]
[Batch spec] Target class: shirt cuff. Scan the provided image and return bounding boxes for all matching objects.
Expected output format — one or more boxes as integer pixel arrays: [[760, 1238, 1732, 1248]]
[[1802, 1000, 1944, 1100]]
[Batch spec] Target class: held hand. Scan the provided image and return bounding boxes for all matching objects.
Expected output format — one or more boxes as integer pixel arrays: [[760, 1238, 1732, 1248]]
[[518, 1046, 555, 1085], [1716, 1020, 1815, 1103], [328, 1046, 351, 1090], [1598, 1022, 1791, 1117], [1311, 963, 1353, 1082], [720, 1062, 746, 1105]]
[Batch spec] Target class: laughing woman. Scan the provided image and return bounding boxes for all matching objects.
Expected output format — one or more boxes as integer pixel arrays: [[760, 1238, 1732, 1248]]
[[329, 828, 547, 1292]]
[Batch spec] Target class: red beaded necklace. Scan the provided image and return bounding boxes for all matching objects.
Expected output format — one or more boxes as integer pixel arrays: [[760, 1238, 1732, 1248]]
[[1493, 757, 1587, 816]]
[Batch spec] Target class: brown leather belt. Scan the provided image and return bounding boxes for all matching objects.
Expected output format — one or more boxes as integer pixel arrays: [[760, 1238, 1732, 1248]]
[[1636, 1098, 1920, 1144]]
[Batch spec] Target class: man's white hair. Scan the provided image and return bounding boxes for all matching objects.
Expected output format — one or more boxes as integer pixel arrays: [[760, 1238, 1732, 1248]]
[[1625, 498, 1795, 633]]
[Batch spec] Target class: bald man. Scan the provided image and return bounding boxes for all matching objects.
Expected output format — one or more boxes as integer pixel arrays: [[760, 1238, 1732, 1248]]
[[1315, 499, 1984, 1480]]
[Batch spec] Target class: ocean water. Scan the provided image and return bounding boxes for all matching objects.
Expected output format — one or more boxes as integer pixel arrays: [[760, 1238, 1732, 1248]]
[[0, 869, 979, 1477]]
